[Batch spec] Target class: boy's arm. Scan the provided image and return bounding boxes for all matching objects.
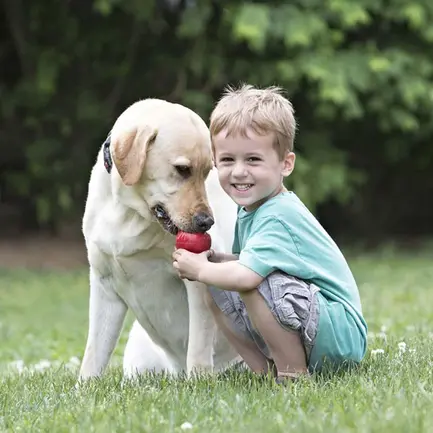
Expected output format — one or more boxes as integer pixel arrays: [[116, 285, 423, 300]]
[[198, 260, 264, 292]]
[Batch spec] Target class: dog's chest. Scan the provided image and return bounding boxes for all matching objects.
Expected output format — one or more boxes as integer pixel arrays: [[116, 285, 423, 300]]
[[112, 253, 190, 350], [87, 232, 191, 353], [99, 250, 189, 325]]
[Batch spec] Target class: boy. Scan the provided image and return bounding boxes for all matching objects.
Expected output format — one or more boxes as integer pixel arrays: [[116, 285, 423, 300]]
[[172, 84, 367, 382]]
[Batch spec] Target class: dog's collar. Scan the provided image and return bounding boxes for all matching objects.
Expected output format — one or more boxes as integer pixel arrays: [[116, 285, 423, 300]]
[[103, 132, 112, 173]]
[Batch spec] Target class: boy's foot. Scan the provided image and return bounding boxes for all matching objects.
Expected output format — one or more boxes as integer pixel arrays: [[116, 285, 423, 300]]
[[275, 370, 310, 385]]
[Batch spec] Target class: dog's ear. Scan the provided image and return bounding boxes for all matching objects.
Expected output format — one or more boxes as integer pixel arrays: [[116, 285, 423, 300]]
[[112, 126, 158, 186]]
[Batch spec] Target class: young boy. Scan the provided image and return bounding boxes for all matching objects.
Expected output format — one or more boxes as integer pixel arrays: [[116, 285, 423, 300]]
[[172, 84, 367, 382]]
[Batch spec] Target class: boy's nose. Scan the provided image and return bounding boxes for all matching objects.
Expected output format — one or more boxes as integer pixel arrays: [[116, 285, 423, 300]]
[[232, 162, 247, 177]]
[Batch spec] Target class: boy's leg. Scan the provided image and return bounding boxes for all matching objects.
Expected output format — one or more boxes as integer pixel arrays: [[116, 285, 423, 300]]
[[240, 288, 308, 379], [206, 294, 273, 374], [239, 272, 320, 381]]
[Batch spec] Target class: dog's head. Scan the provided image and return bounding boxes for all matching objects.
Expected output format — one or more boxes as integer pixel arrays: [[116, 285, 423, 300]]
[[111, 100, 214, 235]]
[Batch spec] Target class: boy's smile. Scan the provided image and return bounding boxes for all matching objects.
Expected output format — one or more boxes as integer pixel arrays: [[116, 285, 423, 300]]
[[232, 183, 253, 191], [214, 129, 295, 211]]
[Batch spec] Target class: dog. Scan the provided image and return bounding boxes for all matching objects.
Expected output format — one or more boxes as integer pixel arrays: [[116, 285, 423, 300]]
[[78, 98, 240, 380]]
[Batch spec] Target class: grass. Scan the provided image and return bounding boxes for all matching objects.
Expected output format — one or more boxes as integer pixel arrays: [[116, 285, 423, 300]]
[[1, 246, 433, 432]]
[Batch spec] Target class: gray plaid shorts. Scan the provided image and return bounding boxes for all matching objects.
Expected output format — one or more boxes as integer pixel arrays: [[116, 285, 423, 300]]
[[208, 271, 321, 362]]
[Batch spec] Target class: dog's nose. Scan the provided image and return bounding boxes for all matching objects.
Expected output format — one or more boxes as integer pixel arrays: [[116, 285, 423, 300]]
[[193, 212, 214, 232]]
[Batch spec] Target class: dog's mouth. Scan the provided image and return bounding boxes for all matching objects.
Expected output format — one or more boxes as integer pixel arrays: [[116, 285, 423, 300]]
[[151, 204, 179, 235]]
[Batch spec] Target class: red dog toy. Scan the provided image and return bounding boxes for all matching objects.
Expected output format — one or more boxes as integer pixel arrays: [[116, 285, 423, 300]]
[[175, 231, 212, 254]]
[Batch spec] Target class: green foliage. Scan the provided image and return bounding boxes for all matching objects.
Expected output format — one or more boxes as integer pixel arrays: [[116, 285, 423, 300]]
[[1, 0, 433, 234]]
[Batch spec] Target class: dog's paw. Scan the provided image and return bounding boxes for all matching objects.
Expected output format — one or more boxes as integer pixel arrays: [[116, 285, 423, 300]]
[[73, 376, 88, 391], [73, 373, 96, 391], [186, 363, 214, 379], [70, 379, 86, 395]]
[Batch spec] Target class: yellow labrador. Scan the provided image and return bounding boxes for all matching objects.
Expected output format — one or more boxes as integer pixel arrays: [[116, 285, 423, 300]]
[[79, 98, 239, 380]]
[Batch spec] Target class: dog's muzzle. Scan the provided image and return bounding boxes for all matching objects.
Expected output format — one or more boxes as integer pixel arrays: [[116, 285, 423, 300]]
[[151, 206, 214, 235], [152, 205, 179, 235]]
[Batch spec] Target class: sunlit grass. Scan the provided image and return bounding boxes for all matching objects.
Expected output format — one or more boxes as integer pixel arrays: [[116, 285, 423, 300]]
[[0, 247, 432, 432]]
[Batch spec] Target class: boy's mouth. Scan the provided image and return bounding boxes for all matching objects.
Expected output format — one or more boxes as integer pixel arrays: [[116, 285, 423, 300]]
[[232, 183, 253, 191]]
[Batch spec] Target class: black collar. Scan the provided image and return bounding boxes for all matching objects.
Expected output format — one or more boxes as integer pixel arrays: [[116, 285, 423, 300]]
[[103, 132, 112, 173]]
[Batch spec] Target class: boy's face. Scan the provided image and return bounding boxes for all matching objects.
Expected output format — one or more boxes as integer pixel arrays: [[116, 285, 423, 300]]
[[213, 129, 295, 211]]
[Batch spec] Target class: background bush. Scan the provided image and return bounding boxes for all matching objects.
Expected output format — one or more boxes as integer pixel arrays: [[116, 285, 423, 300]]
[[1, 0, 432, 242]]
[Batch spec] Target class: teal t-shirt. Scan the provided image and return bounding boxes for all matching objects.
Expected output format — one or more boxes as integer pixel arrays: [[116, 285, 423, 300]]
[[233, 191, 367, 369]]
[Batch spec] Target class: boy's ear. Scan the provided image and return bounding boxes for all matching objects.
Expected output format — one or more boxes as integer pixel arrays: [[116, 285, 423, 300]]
[[282, 151, 296, 177]]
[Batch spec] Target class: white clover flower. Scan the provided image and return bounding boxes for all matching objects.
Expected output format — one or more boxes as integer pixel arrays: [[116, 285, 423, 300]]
[[33, 359, 52, 372], [371, 349, 385, 358], [398, 342, 407, 354], [69, 356, 80, 365], [180, 422, 193, 430], [65, 356, 81, 370]]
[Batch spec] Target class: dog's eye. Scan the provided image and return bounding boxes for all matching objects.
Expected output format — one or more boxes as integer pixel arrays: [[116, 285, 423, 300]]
[[175, 165, 191, 178]]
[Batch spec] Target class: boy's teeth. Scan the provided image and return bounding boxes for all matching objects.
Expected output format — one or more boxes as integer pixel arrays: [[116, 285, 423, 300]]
[[234, 184, 252, 191]]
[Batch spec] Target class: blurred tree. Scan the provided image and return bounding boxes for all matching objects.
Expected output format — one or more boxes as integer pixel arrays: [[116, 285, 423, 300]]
[[1, 0, 432, 242]]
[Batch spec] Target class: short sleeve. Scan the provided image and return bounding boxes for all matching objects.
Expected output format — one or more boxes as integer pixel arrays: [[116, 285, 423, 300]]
[[238, 217, 301, 278]]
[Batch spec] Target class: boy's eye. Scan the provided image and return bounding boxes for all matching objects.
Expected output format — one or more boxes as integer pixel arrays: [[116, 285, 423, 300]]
[[247, 157, 261, 162]]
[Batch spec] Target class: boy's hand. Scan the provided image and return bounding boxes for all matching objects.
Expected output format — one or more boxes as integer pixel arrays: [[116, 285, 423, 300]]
[[172, 249, 211, 281], [207, 250, 224, 263]]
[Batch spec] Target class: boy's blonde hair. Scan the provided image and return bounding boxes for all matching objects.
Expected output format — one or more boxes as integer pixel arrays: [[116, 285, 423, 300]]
[[209, 84, 296, 159]]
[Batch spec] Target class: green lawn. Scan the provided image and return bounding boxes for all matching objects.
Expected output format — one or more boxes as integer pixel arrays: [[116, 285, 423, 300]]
[[1, 246, 433, 432]]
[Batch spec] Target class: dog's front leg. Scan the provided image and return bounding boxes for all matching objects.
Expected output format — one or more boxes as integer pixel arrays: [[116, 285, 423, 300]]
[[79, 270, 128, 380], [183, 280, 216, 375]]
